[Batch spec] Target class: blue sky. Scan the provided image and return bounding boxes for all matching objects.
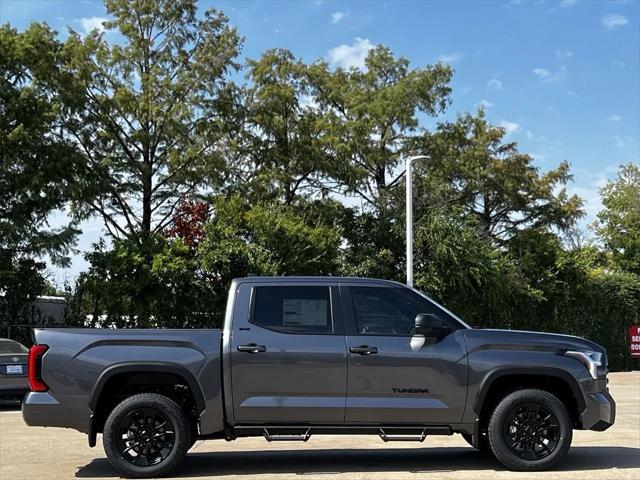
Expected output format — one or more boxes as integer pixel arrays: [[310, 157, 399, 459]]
[[1, 0, 639, 285]]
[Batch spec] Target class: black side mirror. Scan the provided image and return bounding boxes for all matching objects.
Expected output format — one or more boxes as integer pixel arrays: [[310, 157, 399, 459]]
[[415, 313, 452, 338]]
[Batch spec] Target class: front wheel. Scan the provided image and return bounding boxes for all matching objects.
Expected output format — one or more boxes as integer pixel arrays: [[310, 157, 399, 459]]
[[103, 393, 191, 478], [488, 389, 572, 471]]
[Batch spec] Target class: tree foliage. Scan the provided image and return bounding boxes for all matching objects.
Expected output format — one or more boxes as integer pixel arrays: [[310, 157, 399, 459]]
[[0, 23, 89, 327], [415, 111, 584, 242], [307, 46, 452, 205], [595, 163, 640, 274], [61, 0, 241, 240], [0, 23, 87, 262]]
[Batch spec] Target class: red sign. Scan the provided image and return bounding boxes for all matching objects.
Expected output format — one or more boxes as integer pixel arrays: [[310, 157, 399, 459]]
[[630, 326, 640, 358]]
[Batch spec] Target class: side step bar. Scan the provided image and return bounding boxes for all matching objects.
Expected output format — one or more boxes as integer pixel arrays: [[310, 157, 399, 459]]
[[263, 428, 311, 442], [378, 428, 427, 442], [228, 425, 452, 442]]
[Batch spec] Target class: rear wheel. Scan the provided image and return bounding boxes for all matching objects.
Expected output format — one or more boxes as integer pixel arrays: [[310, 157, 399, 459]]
[[488, 389, 572, 471], [103, 393, 191, 478]]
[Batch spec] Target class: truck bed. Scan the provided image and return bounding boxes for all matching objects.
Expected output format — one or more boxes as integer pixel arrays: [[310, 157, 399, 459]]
[[24, 328, 225, 435]]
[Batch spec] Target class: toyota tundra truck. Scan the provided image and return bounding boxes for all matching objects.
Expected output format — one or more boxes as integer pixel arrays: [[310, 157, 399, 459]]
[[22, 277, 615, 477]]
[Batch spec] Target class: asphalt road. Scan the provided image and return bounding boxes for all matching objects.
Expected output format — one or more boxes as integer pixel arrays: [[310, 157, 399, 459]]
[[1, 372, 638, 480]]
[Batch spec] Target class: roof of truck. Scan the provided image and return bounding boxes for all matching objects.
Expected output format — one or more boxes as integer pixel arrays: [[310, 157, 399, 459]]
[[233, 276, 405, 287]]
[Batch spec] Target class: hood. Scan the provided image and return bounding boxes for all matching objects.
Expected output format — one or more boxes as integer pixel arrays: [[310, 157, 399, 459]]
[[464, 328, 604, 354]]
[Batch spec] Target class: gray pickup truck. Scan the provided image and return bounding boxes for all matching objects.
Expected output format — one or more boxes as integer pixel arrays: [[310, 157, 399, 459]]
[[22, 277, 615, 477]]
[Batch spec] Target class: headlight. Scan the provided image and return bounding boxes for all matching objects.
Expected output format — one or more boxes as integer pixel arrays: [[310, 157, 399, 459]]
[[562, 350, 604, 379]]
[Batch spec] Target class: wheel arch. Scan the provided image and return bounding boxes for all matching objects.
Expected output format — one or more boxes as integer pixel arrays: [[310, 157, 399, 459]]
[[88, 362, 206, 447], [474, 367, 585, 427]]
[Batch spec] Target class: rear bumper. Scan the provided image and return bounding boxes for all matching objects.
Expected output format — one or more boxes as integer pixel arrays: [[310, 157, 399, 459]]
[[580, 390, 616, 431], [22, 392, 91, 433], [0, 377, 29, 398]]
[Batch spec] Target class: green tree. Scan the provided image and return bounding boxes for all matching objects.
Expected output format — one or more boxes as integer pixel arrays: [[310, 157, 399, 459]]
[[595, 163, 640, 274], [67, 235, 219, 328], [62, 0, 241, 241], [229, 49, 331, 205], [306, 45, 452, 206], [415, 111, 584, 242], [199, 196, 341, 287], [1, 23, 87, 263], [1, 23, 88, 325]]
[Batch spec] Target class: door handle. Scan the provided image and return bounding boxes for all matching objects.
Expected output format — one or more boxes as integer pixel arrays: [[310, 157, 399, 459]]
[[237, 344, 267, 354], [349, 345, 378, 355]]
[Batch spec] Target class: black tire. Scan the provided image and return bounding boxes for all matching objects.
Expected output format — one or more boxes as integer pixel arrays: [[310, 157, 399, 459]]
[[488, 389, 572, 471], [103, 393, 191, 478], [461, 432, 491, 454]]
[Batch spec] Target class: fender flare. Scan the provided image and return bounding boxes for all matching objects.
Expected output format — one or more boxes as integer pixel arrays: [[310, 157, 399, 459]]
[[473, 366, 586, 415], [88, 362, 207, 413]]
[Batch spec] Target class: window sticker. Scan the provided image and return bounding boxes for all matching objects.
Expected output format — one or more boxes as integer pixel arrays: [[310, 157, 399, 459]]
[[283, 299, 327, 326]]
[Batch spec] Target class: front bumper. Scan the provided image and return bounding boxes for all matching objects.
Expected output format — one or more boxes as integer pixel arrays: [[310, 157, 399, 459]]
[[580, 389, 616, 431]]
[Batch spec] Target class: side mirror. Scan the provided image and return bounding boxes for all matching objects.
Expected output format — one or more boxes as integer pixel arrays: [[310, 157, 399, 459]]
[[415, 313, 452, 338]]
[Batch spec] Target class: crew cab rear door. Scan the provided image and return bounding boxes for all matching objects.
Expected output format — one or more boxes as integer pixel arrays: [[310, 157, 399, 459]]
[[230, 281, 346, 423], [342, 284, 468, 424]]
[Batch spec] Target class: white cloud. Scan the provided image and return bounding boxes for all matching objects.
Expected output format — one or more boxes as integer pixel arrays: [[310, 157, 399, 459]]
[[608, 115, 622, 122], [602, 13, 629, 30], [613, 60, 626, 67], [533, 68, 551, 79], [498, 120, 520, 135], [614, 134, 633, 148], [533, 65, 567, 84], [567, 90, 577, 96], [327, 37, 374, 69], [435, 52, 464, 64], [487, 78, 503, 90], [545, 0, 578, 14], [556, 50, 573, 60], [330, 11, 346, 24], [78, 16, 108, 34], [478, 99, 494, 109]]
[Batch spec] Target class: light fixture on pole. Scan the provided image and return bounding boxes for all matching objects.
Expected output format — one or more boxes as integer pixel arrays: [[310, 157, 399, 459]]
[[405, 155, 430, 288]]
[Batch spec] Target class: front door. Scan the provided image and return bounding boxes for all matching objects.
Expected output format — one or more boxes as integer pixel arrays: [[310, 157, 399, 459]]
[[230, 283, 346, 423], [343, 285, 468, 424]]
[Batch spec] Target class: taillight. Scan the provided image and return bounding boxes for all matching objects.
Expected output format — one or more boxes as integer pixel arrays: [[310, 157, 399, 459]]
[[28, 344, 49, 392]]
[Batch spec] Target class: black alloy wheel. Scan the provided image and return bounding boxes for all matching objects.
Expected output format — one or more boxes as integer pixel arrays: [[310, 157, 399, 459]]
[[488, 389, 572, 471], [116, 406, 176, 467], [502, 402, 560, 460], [103, 393, 191, 478]]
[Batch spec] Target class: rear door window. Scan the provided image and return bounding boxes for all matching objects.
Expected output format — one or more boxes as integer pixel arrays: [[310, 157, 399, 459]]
[[252, 286, 333, 334]]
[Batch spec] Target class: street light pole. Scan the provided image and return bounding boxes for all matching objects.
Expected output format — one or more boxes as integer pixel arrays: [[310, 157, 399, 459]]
[[405, 155, 430, 287]]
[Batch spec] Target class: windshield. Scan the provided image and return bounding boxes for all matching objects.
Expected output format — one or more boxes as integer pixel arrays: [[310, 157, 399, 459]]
[[0, 339, 28, 354]]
